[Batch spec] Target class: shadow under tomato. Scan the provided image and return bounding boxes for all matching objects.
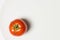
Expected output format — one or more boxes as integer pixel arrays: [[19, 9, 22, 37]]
[[21, 18, 31, 33]]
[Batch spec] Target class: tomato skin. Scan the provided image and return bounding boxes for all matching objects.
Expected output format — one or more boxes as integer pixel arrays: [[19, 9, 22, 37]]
[[9, 19, 27, 36]]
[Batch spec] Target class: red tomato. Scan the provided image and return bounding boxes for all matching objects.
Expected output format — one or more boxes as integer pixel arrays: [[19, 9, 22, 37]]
[[9, 19, 27, 36]]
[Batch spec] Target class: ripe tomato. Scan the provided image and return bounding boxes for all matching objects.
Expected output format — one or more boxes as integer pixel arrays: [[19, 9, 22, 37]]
[[9, 19, 27, 36]]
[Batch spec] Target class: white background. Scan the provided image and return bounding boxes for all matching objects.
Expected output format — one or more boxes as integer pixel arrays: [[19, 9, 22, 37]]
[[0, 0, 60, 40]]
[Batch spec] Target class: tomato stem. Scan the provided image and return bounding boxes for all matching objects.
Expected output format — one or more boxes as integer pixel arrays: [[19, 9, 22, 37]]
[[13, 24, 20, 32]]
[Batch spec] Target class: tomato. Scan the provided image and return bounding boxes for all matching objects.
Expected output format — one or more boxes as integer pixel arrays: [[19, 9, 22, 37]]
[[9, 19, 27, 36]]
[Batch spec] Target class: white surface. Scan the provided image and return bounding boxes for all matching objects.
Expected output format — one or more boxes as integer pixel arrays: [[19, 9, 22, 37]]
[[0, 0, 60, 40], [0, 30, 5, 40], [0, 0, 5, 8]]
